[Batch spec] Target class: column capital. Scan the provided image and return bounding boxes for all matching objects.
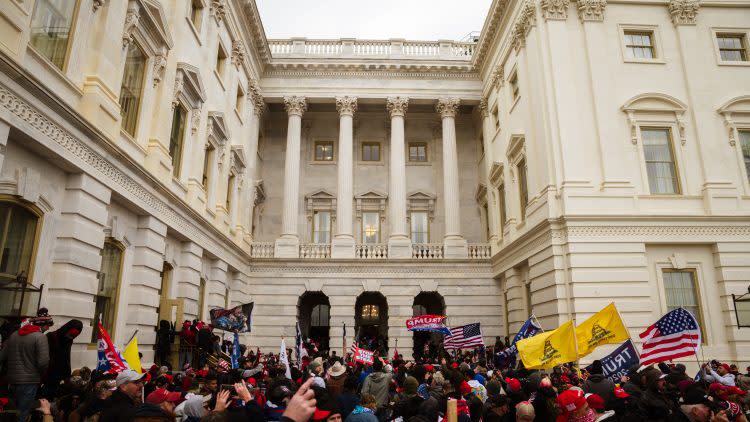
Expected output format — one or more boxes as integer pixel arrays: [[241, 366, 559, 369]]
[[387, 96, 409, 118], [479, 97, 490, 118], [336, 96, 358, 116], [283, 96, 307, 116], [669, 0, 700, 25], [436, 97, 461, 118]]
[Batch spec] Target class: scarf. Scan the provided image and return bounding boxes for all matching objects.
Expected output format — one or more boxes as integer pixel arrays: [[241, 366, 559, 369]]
[[568, 408, 597, 422]]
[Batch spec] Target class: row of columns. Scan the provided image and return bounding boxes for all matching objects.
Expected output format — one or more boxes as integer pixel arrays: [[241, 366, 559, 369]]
[[273, 96, 468, 259]]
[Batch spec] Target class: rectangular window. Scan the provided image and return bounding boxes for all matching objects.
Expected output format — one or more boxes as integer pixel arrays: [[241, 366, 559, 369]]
[[0, 203, 39, 283], [202, 144, 214, 189], [235, 85, 244, 115], [517, 158, 529, 219], [740, 130, 750, 183], [498, 184, 507, 232], [225, 174, 235, 210], [362, 142, 380, 161], [410, 211, 429, 243], [510, 73, 519, 102], [198, 278, 207, 320], [92, 240, 123, 342], [663, 269, 705, 339], [119, 42, 147, 137], [717, 34, 748, 62], [409, 143, 427, 162], [312, 211, 331, 244], [314, 141, 334, 161], [158, 263, 172, 321], [624, 31, 656, 59], [169, 105, 187, 177], [641, 128, 680, 194], [30, 0, 77, 70], [361, 212, 380, 244], [189, 0, 204, 31], [216, 43, 227, 79], [482, 204, 490, 240]]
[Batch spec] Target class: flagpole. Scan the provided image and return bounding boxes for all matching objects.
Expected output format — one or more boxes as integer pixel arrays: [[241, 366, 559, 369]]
[[342, 322, 346, 359], [531, 314, 545, 332]]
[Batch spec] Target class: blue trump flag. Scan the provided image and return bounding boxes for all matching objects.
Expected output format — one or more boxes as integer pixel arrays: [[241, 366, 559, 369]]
[[495, 317, 542, 368], [585, 339, 639, 383], [231, 332, 241, 369]]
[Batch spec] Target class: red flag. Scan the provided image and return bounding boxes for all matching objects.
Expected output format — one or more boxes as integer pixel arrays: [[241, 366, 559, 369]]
[[96, 322, 129, 373], [393, 347, 399, 361]]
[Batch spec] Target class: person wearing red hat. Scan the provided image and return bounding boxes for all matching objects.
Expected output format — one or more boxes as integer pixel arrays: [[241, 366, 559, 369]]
[[702, 363, 736, 387], [557, 389, 596, 422], [585, 393, 615, 421]]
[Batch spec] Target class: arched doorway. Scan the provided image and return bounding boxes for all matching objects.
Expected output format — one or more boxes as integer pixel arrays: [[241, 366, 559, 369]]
[[355, 292, 388, 354], [298, 292, 330, 353], [412, 292, 445, 361]]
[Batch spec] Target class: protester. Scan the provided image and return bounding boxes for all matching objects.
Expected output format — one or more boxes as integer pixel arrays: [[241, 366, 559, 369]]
[[703, 363, 737, 387], [100, 369, 146, 422]]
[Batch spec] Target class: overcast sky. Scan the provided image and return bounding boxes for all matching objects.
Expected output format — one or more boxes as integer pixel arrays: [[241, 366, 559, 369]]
[[256, 0, 493, 41]]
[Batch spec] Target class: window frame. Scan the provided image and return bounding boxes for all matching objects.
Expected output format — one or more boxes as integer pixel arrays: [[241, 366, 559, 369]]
[[28, 0, 81, 72], [168, 104, 188, 178], [619, 25, 665, 64], [187, 0, 206, 42], [314, 140, 335, 162], [517, 158, 529, 221], [361, 142, 381, 162], [119, 40, 148, 139], [408, 142, 429, 163], [0, 198, 43, 285], [311, 210, 332, 244], [509, 71, 520, 106], [201, 143, 215, 190], [235, 83, 245, 120], [361, 211, 381, 244], [639, 126, 682, 195], [215, 40, 228, 87], [91, 238, 125, 343], [738, 128, 750, 185], [711, 28, 750, 66], [409, 211, 430, 244], [660, 268, 707, 343]]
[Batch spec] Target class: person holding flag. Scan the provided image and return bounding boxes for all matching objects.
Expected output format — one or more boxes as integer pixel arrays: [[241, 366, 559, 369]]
[[495, 316, 542, 368]]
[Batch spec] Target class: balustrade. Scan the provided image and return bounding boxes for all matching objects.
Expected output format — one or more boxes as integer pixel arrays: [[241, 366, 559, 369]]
[[299, 243, 331, 259], [412, 243, 444, 259], [250, 242, 275, 258], [268, 39, 473, 60], [355, 244, 388, 259], [468, 244, 492, 259]]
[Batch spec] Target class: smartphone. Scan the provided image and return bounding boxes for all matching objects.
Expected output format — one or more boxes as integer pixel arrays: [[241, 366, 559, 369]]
[[221, 384, 237, 396]]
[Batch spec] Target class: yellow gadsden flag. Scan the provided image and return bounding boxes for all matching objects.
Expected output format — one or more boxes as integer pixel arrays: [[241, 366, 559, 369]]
[[122, 335, 142, 373], [517, 320, 577, 369], [575, 303, 630, 358]]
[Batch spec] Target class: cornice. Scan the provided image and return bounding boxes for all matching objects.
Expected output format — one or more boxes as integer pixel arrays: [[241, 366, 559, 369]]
[[247, 261, 493, 275], [263, 68, 481, 80], [472, 0, 511, 72]]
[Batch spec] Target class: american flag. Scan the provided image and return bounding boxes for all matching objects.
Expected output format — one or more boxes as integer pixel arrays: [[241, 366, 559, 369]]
[[639, 308, 701, 366], [444, 323, 484, 350]]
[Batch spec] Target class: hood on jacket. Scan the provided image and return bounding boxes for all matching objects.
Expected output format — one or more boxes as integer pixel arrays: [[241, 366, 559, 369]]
[[19, 324, 41, 336], [368, 372, 388, 383]]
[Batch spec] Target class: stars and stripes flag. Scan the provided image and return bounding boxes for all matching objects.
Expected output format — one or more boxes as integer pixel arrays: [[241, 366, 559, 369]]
[[639, 308, 701, 366], [96, 321, 129, 374], [444, 322, 484, 350]]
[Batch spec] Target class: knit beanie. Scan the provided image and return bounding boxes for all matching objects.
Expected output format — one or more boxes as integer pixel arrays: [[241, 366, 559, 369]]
[[404, 376, 419, 396]]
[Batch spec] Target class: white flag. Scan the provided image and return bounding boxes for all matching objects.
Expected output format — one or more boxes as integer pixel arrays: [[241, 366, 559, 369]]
[[280, 338, 292, 379]]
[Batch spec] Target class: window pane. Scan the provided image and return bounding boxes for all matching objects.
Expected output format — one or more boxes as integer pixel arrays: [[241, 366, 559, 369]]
[[410, 212, 429, 243], [0, 204, 38, 281], [93, 241, 123, 341], [642, 128, 679, 194], [119, 43, 147, 137], [362, 212, 380, 244], [517, 159, 528, 218], [169, 106, 187, 177], [202, 145, 214, 188], [30, 0, 76, 69], [315, 143, 333, 161], [313, 211, 331, 244], [663, 270, 703, 333], [498, 185, 507, 231], [740, 131, 750, 183]]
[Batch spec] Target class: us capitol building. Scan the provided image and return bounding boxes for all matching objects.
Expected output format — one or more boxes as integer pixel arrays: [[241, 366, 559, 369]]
[[0, 0, 748, 367]]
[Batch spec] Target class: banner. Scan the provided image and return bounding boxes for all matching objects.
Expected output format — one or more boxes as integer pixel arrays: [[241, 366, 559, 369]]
[[209, 302, 254, 332], [517, 320, 578, 370], [406, 315, 451, 335], [231, 332, 241, 369], [576, 303, 630, 358], [584, 339, 639, 383], [96, 322, 129, 374], [353, 345, 374, 365], [496, 317, 542, 366]]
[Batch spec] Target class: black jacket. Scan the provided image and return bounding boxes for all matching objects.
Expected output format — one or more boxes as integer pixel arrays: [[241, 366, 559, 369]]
[[583, 374, 616, 407], [100, 390, 138, 422], [636, 388, 678, 422]]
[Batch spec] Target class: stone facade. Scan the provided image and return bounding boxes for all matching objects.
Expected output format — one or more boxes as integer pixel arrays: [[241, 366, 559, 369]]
[[0, 0, 748, 368]]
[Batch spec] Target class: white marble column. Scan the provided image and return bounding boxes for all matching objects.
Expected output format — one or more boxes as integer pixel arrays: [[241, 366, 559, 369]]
[[332, 96, 357, 258], [437, 98, 468, 258], [275, 96, 307, 258], [386, 97, 411, 258], [479, 98, 500, 253], [243, 92, 265, 243]]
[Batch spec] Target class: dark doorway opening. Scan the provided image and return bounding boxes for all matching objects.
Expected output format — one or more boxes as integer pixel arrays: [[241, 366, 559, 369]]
[[412, 292, 446, 361], [355, 292, 388, 354], [298, 292, 330, 353]]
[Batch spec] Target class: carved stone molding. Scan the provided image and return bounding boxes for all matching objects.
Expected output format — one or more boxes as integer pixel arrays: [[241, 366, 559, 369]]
[[122, 2, 140, 48], [577, 0, 607, 22], [191, 108, 201, 135], [93, 0, 106, 12], [436, 98, 461, 118], [231, 40, 246, 67], [247, 79, 265, 117], [511, 1, 537, 51], [210, 0, 227, 22], [492, 65, 504, 90], [541, 0, 570, 20], [669, 0, 700, 25], [386, 97, 409, 118], [283, 96, 307, 117], [335, 96, 358, 116], [479, 98, 490, 118], [152, 53, 167, 87]]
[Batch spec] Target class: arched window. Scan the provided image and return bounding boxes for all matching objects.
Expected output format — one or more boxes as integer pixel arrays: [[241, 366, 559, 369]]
[[0, 201, 40, 284], [92, 239, 124, 342]]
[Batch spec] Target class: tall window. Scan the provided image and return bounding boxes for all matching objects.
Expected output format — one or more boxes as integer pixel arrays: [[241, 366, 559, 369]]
[[740, 130, 750, 183], [409, 143, 427, 162], [119, 42, 147, 137], [482, 204, 490, 240], [225, 174, 235, 210], [30, 0, 77, 70], [169, 106, 187, 177], [92, 240, 124, 342], [717, 34, 748, 62], [202, 144, 214, 189], [216, 43, 227, 80], [510, 73, 520, 102], [235, 85, 244, 115], [362, 142, 380, 161], [642, 128, 680, 194], [312, 211, 331, 244], [498, 184, 507, 232], [198, 278, 207, 320], [0, 202, 39, 283], [410, 211, 428, 243], [189, 0, 204, 31], [517, 158, 528, 219], [315, 141, 334, 161], [361, 212, 380, 244], [225, 287, 230, 309], [624, 31, 656, 59], [311, 304, 330, 327], [663, 270, 705, 337]]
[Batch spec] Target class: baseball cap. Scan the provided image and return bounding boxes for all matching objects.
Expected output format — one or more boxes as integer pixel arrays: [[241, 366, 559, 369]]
[[145, 388, 182, 405], [556, 389, 587, 422], [115, 370, 145, 387], [585, 393, 605, 410], [613, 386, 630, 398]]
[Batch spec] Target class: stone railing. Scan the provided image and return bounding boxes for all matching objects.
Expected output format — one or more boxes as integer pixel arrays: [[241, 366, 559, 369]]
[[300, 243, 331, 259], [268, 38, 475, 61], [355, 243, 388, 259], [468, 244, 492, 259], [412, 243, 444, 259], [250, 242, 274, 258]]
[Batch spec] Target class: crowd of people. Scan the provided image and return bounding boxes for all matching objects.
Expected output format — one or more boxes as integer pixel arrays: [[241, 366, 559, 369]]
[[1, 311, 749, 422]]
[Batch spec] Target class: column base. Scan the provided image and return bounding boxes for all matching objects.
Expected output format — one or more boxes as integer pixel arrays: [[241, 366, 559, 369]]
[[388, 236, 412, 259], [331, 235, 355, 259], [443, 236, 468, 259], [274, 235, 300, 258]]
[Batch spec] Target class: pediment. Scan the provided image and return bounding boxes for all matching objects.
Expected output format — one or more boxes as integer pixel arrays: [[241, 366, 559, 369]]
[[408, 190, 435, 200], [489, 161, 504, 185], [230, 146, 246, 170], [621, 93, 687, 113], [355, 190, 388, 200], [140, 0, 173, 49], [718, 96, 750, 115], [506, 135, 525, 159], [176, 63, 207, 107], [207, 112, 230, 143], [306, 189, 336, 200]]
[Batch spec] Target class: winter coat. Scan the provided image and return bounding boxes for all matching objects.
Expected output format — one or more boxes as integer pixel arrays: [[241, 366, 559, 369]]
[[419, 389, 446, 420], [46, 319, 83, 384], [583, 374, 617, 408], [0, 325, 49, 384], [337, 391, 360, 418], [361, 371, 392, 408], [100, 390, 138, 422], [636, 388, 678, 422], [326, 373, 347, 399], [391, 394, 424, 420]]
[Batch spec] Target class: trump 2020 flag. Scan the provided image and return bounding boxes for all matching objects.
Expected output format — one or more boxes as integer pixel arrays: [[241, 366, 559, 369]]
[[517, 320, 578, 369], [576, 303, 630, 358], [496, 317, 542, 362], [230, 332, 241, 369], [96, 322, 129, 374], [584, 339, 639, 383]]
